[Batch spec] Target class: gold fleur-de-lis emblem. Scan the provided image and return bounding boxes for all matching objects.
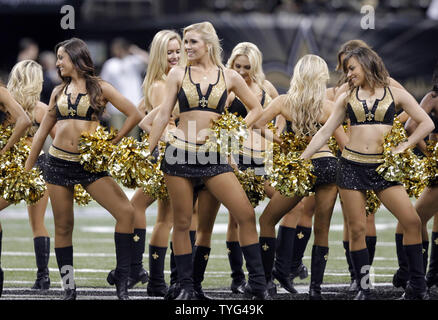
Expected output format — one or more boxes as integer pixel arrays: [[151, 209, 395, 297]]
[[365, 111, 374, 121], [324, 254, 329, 261], [68, 107, 76, 116], [199, 96, 208, 108], [262, 243, 269, 251], [152, 252, 159, 260], [434, 238, 438, 246], [227, 248, 231, 255], [422, 248, 426, 254], [204, 254, 209, 261], [297, 232, 304, 239], [133, 234, 140, 242]]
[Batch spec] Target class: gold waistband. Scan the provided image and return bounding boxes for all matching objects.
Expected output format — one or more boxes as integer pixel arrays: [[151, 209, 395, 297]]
[[310, 150, 335, 160], [49, 145, 81, 162], [341, 147, 383, 164], [168, 137, 210, 153]]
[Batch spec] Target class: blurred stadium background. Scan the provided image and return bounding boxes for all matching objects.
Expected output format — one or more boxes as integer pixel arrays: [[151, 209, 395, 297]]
[[1, 0, 438, 300]]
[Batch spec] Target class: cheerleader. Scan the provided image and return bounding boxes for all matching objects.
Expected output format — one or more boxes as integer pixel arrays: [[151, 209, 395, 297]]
[[7, 60, 56, 291], [24, 38, 142, 300], [300, 46, 433, 300], [254, 54, 347, 300], [404, 62, 438, 291], [0, 82, 32, 298], [120, 30, 182, 296], [141, 21, 268, 300], [333, 40, 420, 292], [225, 42, 279, 295], [328, 40, 381, 292]]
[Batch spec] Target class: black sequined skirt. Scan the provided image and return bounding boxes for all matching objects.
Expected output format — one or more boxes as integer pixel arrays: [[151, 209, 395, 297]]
[[34, 153, 46, 171], [311, 155, 338, 192], [44, 145, 109, 187], [337, 147, 400, 191], [160, 137, 234, 183]]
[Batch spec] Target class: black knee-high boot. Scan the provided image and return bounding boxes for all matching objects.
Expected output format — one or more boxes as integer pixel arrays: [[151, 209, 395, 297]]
[[165, 241, 179, 300], [401, 244, 429, 300], [343, 241, 358, 292], [226, 241, 246, 294], [242, 243, 270, 300], [127, 229, 148, 289], [168, 232, 195, 293], [290, 226, 311, 282], [350, 248, 373, 300], [166, 233, 196, 300], [147, 245, 168, 296], [365, 236, 377, 265], [0, 230, 3, 298], [55, 246, 76, 300], [259, 237, 276, 296], [107, 232, 133, 300], [273, 226, 297, 293], [32, 236, 51, 290], [174, 253, 195, 300], [422, 241, 429, 275], [309, 245, 329, 300], [426, 232, 438, 289], [192, 245, 212, 300], [169, 241, 178, 286], [393, 233, 409, 289]]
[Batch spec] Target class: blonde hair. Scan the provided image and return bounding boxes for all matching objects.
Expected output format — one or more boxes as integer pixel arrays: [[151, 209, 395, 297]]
[[7, 60, 43, 131], [141, 30, 181, 113], [285, 55, 329, 137], [226, 42, 265, 89], [181, 21, 224, 68]]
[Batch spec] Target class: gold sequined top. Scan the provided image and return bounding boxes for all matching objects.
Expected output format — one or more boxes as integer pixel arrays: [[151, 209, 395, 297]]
[[56, 85, 95, 121], [346, 87, 396, 126], [177, 66, 227, 114]]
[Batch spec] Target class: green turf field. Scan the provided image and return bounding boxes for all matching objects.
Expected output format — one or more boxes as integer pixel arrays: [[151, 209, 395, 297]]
[[0, 191, 431, 291]]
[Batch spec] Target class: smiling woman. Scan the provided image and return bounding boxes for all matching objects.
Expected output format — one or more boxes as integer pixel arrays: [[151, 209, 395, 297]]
[[300, 46, 434, 300], [24, 37, 142, 300], [142, 21, 269, 300]]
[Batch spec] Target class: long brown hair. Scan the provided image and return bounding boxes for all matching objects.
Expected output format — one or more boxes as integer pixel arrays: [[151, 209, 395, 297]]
[[342, 46, 390, 95], [335, 39, 370, 86], [54, 38, 105, 117]]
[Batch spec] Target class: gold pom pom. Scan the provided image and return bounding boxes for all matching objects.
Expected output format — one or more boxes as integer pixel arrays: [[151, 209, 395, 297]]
[[0, 166, 46, 205], [0, 126, 44, 205], [0, 124, 14, 150], [78, 126, 118, 173], [265, 131, 315, 197], [425, 140, 438, 187], [376, 118, 427, 198], [365, 190, 381, 216], [142, 165, 168, 200], [203, 111, 249, 156], [109, 136, 152, 189], [234, 168, 266, 207], [328, 136, 339, 155], [74, 184, 93, 206]]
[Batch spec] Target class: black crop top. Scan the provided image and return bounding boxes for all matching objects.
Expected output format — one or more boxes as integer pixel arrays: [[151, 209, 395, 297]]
[[228, 90, 272, 118], [55, 85, 95, 121], [346, 87, 396, 126], [177, 66, 227, 114]]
